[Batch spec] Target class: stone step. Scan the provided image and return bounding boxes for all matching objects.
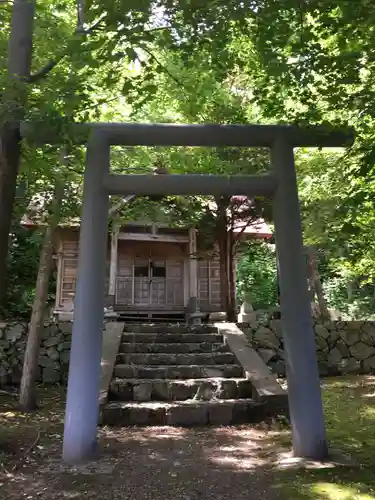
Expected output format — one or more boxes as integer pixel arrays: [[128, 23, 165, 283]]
[[109, 377, 254, 402], [116, 352, 237, 366], [121, 333, 224, 344], [101, 399, 266, 426], [114, 364, 244, 380], [119, 342, 230, 354], [123, 324, 218, 334]]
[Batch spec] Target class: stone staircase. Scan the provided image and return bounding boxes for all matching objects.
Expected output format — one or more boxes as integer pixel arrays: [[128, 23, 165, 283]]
[[101, 324, 286, 426]]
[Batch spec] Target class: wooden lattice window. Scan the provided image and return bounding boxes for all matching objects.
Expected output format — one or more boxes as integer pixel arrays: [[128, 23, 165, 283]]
[[60, 257, 78, 305]]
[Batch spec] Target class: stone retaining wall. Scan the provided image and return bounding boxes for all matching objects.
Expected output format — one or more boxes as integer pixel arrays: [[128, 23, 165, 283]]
[[2, 318, 375, 386], [0, 321, 73, 386], [240, 318, 375, 377]]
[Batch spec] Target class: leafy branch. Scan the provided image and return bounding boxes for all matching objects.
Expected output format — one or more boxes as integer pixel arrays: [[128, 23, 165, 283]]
[[27, 15, 106, 84]]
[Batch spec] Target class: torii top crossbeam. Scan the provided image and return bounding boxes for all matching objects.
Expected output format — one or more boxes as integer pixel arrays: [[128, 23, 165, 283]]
[[21, 122, 353, 148]]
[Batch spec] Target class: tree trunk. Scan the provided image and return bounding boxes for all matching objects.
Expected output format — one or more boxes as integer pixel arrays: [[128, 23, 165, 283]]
[[306, 247, 330, 321], [216, 197, 230, 315], [19, 179, 64, 411], [313, 267, 330, 321], [0, 127, 22, 302], [0, 0, 35, 304], [218, 230, 229, 312], [347, 281, 353, 301], [227, 230, 236, 321]]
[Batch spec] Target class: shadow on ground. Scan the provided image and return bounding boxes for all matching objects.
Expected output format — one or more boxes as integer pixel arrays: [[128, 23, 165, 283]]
[[0, 377, 375, 499]]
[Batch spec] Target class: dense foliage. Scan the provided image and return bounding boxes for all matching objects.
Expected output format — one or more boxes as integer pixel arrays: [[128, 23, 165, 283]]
[[236, 242, 278, 311], [2, 227, 44, 319], [1, 1, 375, 318]]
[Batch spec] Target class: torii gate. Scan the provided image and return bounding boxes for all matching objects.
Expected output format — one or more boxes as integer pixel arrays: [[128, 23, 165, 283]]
[[41, 122, 352, 464]]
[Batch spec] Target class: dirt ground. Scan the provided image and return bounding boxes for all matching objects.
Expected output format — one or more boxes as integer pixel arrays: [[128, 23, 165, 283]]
[[0, 387, 289, 500]]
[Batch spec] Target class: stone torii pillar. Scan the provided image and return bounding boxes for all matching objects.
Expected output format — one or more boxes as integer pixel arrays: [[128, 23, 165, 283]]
[[271, 138, 327, 459], [38, 122, 352, 464], [62, 131, 109, 463]]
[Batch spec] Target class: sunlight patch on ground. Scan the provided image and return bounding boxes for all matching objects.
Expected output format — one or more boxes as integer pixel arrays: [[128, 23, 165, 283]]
[[312, 482, 375, 500], [102, 426, 188, 442], [361, 392, 375, 399], [360, 406, 375, 418], [274, 450, 358, 470], [207, 444, 271, 470], [205, 428, 288, 470], [1, 412, 18, 419], [322, 376, 375, 391]]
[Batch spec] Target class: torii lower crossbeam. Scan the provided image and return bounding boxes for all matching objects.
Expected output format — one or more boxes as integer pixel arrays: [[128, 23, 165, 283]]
[[60, 122, 353, 464]]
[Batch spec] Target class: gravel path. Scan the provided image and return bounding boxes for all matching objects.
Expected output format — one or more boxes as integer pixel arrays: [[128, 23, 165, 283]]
[[0, 426, 286, 500]]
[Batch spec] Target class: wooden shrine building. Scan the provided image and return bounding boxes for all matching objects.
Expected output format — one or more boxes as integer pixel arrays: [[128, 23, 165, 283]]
[[53, 218, 272, 320]]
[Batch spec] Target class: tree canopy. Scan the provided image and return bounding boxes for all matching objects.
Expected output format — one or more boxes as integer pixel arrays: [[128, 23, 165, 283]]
[[1, 0, 375, 318]]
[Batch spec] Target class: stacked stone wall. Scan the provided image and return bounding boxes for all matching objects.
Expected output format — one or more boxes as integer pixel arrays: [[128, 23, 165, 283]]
[[0, 321, 73, 385], [239, 317, 375, 377], [1, 318, 375, 386]]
